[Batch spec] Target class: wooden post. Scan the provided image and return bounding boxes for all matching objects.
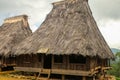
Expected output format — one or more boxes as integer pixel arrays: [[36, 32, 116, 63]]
[[62, 75, 65, 80], [82, 76, 86, 80], [0, 68, 2, 72], [108, 59, 110, 67], [93, 76, 95, 80]]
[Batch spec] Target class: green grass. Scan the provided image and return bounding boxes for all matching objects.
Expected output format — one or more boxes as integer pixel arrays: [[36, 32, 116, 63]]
[[116, 77, 120, 80]]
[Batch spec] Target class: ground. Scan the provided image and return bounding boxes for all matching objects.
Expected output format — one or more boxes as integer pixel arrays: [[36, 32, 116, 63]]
[[0, 71, 116, 80], [0, 71, 36, 80], [0, 75, 27, 80]]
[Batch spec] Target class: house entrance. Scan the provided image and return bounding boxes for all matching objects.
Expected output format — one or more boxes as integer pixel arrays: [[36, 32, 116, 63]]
[[43, 55, 52, 69]]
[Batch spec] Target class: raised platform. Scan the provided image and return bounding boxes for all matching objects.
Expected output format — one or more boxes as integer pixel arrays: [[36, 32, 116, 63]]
[[14, 67, 92, 76]]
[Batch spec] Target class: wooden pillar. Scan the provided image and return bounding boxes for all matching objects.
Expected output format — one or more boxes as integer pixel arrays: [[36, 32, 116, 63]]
[[0, 67, 2, 72], [108, 59, 110, 67], [82, 76, 86, 80], [62, 75, 65, 80], [93, 76, 95, 80]]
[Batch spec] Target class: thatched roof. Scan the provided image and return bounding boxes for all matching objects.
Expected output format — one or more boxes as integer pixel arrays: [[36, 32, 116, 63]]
[[0, 15, 32, 56], [13, 0, 114, 59]]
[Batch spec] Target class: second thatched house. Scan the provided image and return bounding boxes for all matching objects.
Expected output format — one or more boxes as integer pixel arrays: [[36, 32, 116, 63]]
[[0, 15, 32, 69], [13, 0, 114, 80]]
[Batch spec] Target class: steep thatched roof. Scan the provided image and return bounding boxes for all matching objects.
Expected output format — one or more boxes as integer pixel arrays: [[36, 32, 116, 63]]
[[0, 15, 32, 56], [13, 0, 114, 59]]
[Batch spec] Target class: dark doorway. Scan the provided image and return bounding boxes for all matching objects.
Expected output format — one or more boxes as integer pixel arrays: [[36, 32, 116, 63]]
[[43, 55, 52, 69]]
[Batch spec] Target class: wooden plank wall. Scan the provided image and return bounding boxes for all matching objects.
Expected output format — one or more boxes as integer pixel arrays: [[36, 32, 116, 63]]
[[13, 54, 110, 72], [16, 54, 43, 68], [52, 55, 90, 71], [90, 57, 97, 70], [69, 57, 90, 71], [90, 57, 109, 69], [52, 55, 67, 69]]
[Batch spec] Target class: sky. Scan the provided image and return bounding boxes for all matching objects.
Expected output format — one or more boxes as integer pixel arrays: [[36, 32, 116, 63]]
[[0, 0, 120, 49]]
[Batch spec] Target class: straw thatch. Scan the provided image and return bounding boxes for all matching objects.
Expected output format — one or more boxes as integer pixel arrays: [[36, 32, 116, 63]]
[[0, 15, 32, 56], [13, 0, 114, 59]]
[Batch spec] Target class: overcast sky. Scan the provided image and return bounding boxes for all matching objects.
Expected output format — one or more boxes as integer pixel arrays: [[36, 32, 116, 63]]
[[0, 0, 120, 49]]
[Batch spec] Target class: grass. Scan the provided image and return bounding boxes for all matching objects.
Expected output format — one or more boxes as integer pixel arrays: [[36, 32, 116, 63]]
[[0, 75, 27, 80], [116, 77, 120, 80], [0, 71, 36, 80]]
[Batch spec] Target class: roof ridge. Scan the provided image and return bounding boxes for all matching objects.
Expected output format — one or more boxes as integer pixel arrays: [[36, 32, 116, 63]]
[[3, 15, 28, 27]]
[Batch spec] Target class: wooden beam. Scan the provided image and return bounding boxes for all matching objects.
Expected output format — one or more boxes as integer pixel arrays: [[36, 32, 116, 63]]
[[90, 66, 101, 73], [14, 67, 92, 76], [90, 71, 98, 76], [14, 67, 41, 72], [52, 69, 91, 76], [5, 64, 16, 67], [101, 67, 112, 70], [95, 66, 101, 70]]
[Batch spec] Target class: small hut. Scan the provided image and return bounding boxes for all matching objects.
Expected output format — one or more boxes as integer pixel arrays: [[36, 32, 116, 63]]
[[0, 15, 32, 70], [13, 0, 114, 80]]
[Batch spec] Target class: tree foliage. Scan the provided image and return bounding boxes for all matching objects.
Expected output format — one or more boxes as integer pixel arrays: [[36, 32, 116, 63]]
[[108, 52, 120, 77]]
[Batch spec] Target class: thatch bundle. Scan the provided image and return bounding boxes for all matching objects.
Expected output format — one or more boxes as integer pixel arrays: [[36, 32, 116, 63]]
[[13, 0, 114, 59], [0, 15, 32, 56]]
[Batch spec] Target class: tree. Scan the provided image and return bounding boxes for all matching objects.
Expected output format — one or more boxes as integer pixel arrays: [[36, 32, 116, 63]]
[[108, 52, 120, 77], [116, 52, 120, 60]]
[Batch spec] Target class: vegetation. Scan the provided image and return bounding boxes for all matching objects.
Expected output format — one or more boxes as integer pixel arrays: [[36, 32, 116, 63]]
[[0, 72, 36, 80], [116, 77, 120, 80], [108, 52, 120, 79]]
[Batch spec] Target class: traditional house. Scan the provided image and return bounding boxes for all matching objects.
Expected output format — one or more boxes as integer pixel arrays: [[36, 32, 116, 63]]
[[0, 15, 32, 70], [13, 0, 114, 80]]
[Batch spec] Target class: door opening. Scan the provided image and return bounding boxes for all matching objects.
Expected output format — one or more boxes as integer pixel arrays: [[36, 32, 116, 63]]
[[43, 55, 52, 69]]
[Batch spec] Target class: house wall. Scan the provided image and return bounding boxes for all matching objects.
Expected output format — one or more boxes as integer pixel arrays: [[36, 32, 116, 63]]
[[101, 59, 109, 67], [5, 57, 16, 65], [90, 57, 109, 70], [90, 57, 97, 69], [15, 54, 90, 71], [52, 55, 67, 69], [16, 54, 43, 68], [68, 56, 90, 71], [14, 54, 109, 72], [52, 55, 109, 71], [52, 55, 90, 71]]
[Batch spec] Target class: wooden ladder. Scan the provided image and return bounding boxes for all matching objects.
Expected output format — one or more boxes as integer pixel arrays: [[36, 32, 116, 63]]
[[36, 69, 51, 80]]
